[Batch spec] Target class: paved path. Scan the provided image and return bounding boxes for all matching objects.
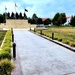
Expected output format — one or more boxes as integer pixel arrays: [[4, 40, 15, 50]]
[[12, 30, 75, 75]]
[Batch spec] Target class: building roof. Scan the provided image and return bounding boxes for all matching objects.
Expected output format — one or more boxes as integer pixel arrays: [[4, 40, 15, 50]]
[[42, 16, 71, 21]]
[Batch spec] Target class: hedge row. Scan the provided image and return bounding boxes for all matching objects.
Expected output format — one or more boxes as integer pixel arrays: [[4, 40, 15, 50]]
[[0, 30, 14, 75]]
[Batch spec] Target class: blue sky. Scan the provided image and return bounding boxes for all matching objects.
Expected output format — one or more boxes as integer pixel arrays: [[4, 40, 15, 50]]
[[0, 0, 75, 18]]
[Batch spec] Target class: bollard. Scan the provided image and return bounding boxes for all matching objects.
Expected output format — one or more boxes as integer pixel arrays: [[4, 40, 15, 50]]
[[34, 28, 35, 32], [40, 30, 42, 35], [12, 34, 14, 42], [13, 43, 16, 59], [52, 32, 54, 40]]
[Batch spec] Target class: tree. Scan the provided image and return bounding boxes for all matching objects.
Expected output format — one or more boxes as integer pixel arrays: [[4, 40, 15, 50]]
[[52, 13, 60, 25], [24, 13, 27, 19], [44, 18, 51, 25], [28, 13, 38, 24], [16, 12, 19, 19], [11, 12, 15, 19], [28, 18, 32, 23], [3, 13, 6, 23], [7, 12, 10, 19], [60, 13, 66, 24], [70, 16, 75, 26], [52, 13, 66, 26], [37, 18, 43, 24], [28, 18, 36, 24], [0, 14, 4, 23], [19, 12, 22, 19], [32, 13, 38, 19], [32, 13, 38, 24]]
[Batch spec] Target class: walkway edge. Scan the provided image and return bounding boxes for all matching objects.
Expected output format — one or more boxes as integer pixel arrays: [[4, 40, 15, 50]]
[[30, 31, 75, 52]]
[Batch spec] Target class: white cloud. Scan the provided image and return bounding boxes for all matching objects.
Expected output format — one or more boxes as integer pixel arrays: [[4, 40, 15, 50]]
[[0, 2, 16, 13], [0, 0, 75, 18]]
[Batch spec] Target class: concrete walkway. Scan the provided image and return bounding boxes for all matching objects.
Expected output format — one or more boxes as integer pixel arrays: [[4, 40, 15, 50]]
[[11, 30, 75, 75]]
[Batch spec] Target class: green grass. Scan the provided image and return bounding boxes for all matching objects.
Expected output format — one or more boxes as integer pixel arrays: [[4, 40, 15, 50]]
[[0, 30, 6, 46], [34, 26, 75, 47]]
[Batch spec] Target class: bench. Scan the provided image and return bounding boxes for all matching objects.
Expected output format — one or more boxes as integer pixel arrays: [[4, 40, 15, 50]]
[[34, 26, 48, 34]]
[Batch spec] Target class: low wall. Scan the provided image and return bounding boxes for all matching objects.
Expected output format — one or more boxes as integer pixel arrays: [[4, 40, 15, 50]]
[[6, 19, 36, 29]]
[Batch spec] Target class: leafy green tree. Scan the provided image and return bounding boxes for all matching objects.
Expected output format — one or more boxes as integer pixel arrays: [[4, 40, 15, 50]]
[[60, 13, 66, 24], [28, 18, 32, 23], [70, 16, 75, 26], [32, 13, 38, 19], [7, 12, 10, 19], [16, 12, 19, 19], [0, 14, 4, 23], [11, 12, 15, 19], [32, 13, 38, 24], [3, 13, 6, 23], [19, 12, 22, 19], [37, 18, 43, 24], [28, 18, 36, 24], [52, 13, 66, 26], [24, 13, 27, 19], [28, 13, 38, 24], [44, 18, 51, 25], [52, 13, 60, 25]]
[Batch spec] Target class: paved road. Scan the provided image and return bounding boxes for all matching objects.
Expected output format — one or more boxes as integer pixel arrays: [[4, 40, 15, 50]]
[[12, 30, 75, 75]]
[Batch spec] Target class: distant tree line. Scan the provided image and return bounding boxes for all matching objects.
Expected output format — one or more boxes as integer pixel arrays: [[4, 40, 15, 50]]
[[28, 13, 67, 26], [28, 13, 52, 25], [0, 12, 75, 26], [28, 13, 75, 26], [7, 12, 27, 19], [0, 12, 27, 23]]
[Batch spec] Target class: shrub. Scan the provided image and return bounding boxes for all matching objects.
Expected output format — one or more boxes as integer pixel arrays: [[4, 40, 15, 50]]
[[0, 30, 14, 75], [46, 34, 50, 37], [58, 38, 62, 42], [43, 33, 46, 36], [69, 42, 75, 47], [54, 36, 58, 40], [0, 59, 14, 75], [2, 42, 11, 48], [0, 51, 11, 60], [2, 47, 11, 53], [62, 40, 70, 44]]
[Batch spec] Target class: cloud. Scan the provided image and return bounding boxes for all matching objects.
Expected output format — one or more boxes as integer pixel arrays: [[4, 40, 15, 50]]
[[0, 0, 75, 18]]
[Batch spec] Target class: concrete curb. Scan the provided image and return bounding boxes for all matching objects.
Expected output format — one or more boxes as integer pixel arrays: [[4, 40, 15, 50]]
[[30, 31, 75, 52], [11, 38, 23, 75]]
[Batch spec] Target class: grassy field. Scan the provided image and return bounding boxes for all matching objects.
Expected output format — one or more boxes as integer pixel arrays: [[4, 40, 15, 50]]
[[35, 26, 75, 47], [0, 30, 6, 46]]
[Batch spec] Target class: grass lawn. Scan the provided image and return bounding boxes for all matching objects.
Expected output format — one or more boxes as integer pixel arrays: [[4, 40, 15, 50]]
[[0, 30, 6, 46], [35, 26, 75, 47]]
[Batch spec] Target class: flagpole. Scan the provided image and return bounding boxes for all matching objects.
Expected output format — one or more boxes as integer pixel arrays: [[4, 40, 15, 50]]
[[15, 3, 16, 19], [5, 7, 7, 25]]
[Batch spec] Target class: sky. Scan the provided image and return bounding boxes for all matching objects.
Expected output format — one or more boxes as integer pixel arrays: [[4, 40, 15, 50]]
[[0, 0, 75, 18]]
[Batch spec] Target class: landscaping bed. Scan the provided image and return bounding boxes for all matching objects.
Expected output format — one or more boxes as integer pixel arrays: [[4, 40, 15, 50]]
[[0, 30, 14, 75]]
